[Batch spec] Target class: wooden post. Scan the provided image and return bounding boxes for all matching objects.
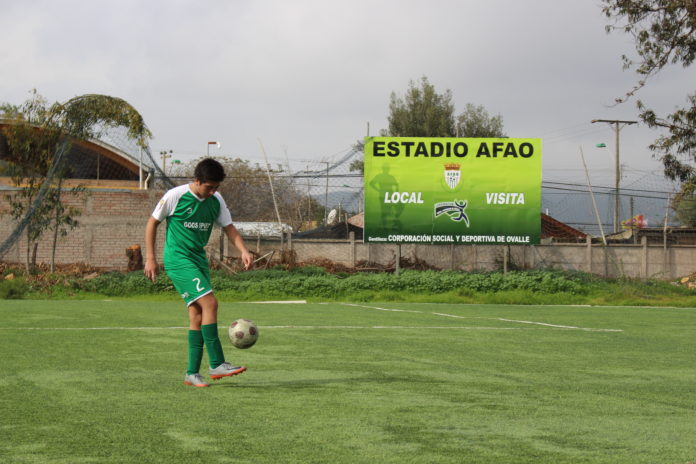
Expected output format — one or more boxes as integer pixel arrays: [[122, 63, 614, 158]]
[[585, 235, 592, 274]]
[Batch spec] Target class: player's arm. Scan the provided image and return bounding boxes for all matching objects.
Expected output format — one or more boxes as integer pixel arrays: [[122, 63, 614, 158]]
[[144, 217, 161, 282], [223, 224, 253, 270]]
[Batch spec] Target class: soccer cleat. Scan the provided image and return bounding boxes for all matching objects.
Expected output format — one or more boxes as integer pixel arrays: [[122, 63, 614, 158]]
[[208, 362, 247, 380], [183, 373, 210, 387]]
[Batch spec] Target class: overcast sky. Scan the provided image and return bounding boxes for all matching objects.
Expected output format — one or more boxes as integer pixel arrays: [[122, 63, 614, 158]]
[[2, 0, 694, 188]]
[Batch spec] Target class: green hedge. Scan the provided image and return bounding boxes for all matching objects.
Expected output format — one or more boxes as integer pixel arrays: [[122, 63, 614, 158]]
[[79, 268, 586, 298]]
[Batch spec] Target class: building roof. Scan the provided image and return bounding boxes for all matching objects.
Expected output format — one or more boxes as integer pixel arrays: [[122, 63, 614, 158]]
[[0, 120, 157, 188], [541, 213, 588, 240]]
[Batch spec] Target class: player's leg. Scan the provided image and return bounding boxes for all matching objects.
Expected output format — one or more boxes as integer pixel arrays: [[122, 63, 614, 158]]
[[196, 293, 247, 379], [197, 293, 225, 369], [166, 267, 212, 387], [183, 304, 208, 386]]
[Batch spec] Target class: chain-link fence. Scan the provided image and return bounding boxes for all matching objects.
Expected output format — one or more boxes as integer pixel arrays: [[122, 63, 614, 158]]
[[3, 130, 696, 278]]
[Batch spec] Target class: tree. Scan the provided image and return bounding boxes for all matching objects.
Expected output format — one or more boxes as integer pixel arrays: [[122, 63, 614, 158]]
[[383, 77, 506, 139], [672, 190, 696, 226], [602, 1, 696, 186], [171, 157, 324, 231], [456, 103, 506, 137], [348, 140, 365, 175], [0, 91, 152, 270], [383, 76, 456, 137]]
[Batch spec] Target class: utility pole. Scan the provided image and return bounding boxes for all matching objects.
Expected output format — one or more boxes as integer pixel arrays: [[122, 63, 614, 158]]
[[591, 119, 637, 233]]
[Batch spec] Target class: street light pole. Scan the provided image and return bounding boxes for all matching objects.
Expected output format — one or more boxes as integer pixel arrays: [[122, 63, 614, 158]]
[[159, 150, 172, 176], [591, 119, 637, 233], [207, 141, 220, 157], [323, 161, 330, 224]]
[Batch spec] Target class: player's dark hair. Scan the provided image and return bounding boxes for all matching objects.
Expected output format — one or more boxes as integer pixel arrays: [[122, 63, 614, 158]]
[[194, 158, 226, 183]]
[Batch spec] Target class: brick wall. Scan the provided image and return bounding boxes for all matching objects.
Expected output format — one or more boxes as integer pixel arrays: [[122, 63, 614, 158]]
[[0, 188, 166, 270]]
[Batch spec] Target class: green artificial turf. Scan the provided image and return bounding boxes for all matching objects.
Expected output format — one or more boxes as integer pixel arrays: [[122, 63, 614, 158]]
[[0, 300, 694, 463]]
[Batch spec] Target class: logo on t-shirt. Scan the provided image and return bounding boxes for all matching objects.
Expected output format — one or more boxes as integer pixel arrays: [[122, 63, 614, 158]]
[[184, 222, 211, 231]]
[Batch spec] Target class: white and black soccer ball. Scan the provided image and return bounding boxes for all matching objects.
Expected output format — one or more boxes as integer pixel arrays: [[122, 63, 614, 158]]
[[228, 318, 258, 349]]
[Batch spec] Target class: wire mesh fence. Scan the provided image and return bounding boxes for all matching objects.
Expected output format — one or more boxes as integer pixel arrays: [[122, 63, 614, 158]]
[[3, 127, 696, 278]]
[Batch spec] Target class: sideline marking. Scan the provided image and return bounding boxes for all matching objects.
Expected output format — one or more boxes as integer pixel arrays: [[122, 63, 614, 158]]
[[263, 325, 527, 330], [340, 303, 422, 313], [247, 300, 307, 304], [494, 317, 623, 331], [433, 312, 623, 332], [342, 304, 623, 333], [0, 326, 189, 331], [1, 325, 530, 331]]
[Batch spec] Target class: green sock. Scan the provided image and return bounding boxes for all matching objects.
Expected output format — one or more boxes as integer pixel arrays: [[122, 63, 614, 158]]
[[201, 323, 225, 368], [187, 330, 204, 375]]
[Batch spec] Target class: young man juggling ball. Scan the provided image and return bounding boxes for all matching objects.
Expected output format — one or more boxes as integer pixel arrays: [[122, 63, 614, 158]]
[[144, 158, 254, 387]]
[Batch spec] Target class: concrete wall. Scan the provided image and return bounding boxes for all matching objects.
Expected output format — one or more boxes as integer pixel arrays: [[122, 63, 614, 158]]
[[2, 188, 695, 279], [239, 234, 696, 279]]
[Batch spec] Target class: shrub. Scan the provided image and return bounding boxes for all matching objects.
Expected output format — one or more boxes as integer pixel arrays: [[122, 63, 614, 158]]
[[74, 268, 589, 299], [0, 278, 29, 299]]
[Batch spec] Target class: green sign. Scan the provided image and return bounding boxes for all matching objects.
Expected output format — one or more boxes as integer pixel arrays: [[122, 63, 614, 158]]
[[364, 137, 542, 244]]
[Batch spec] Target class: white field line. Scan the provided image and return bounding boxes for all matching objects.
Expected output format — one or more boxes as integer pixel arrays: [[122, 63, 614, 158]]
[[345, 304, 623, 333], [0, 303, 622, 332], [494, 317, 622, 332], [247, 300, 307, 304], [408, 301, 696, 311], [433, 312, 623, 332], [0, 326, 189, 331], [339, 303, 423, 313], [0, 325, 530, 331], [263, 326, 527, 330]]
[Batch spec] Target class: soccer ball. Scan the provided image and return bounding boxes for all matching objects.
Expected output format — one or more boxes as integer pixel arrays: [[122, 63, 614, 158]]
[[228, 318, 258, 349]]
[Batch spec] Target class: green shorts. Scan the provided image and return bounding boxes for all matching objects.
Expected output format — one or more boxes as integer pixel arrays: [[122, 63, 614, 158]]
[[165, 265, 213, 306]]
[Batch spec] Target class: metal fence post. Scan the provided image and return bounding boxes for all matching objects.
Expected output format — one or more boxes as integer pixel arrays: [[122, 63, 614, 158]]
[[349, 231, 355, 267], [503, 245, 509, 275], [395, 244, 401, 276], [641, 235, 648, 279]]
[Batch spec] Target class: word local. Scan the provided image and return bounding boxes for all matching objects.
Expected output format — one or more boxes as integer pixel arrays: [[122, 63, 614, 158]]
[[384, 191, 423, 204], [372, 141, 535, 158]]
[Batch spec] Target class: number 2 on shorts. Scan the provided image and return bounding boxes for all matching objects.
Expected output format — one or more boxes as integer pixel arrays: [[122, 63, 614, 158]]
[[192, 277, 204, 292]]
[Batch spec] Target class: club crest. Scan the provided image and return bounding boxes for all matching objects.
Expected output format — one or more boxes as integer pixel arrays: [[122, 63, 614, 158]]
[[444, 163, 461, 189]]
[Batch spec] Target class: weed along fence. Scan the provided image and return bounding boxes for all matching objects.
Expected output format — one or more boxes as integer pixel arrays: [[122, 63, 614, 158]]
[[233, 232, 696, 280]]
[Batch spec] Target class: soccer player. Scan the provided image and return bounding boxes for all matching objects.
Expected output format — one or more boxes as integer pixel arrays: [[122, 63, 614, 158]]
[[144, 158, 254, 388]]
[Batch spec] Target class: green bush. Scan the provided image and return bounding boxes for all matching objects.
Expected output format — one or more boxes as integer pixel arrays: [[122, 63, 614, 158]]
[[67, 268, 613, 301], [0, 278, 29, 299]]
